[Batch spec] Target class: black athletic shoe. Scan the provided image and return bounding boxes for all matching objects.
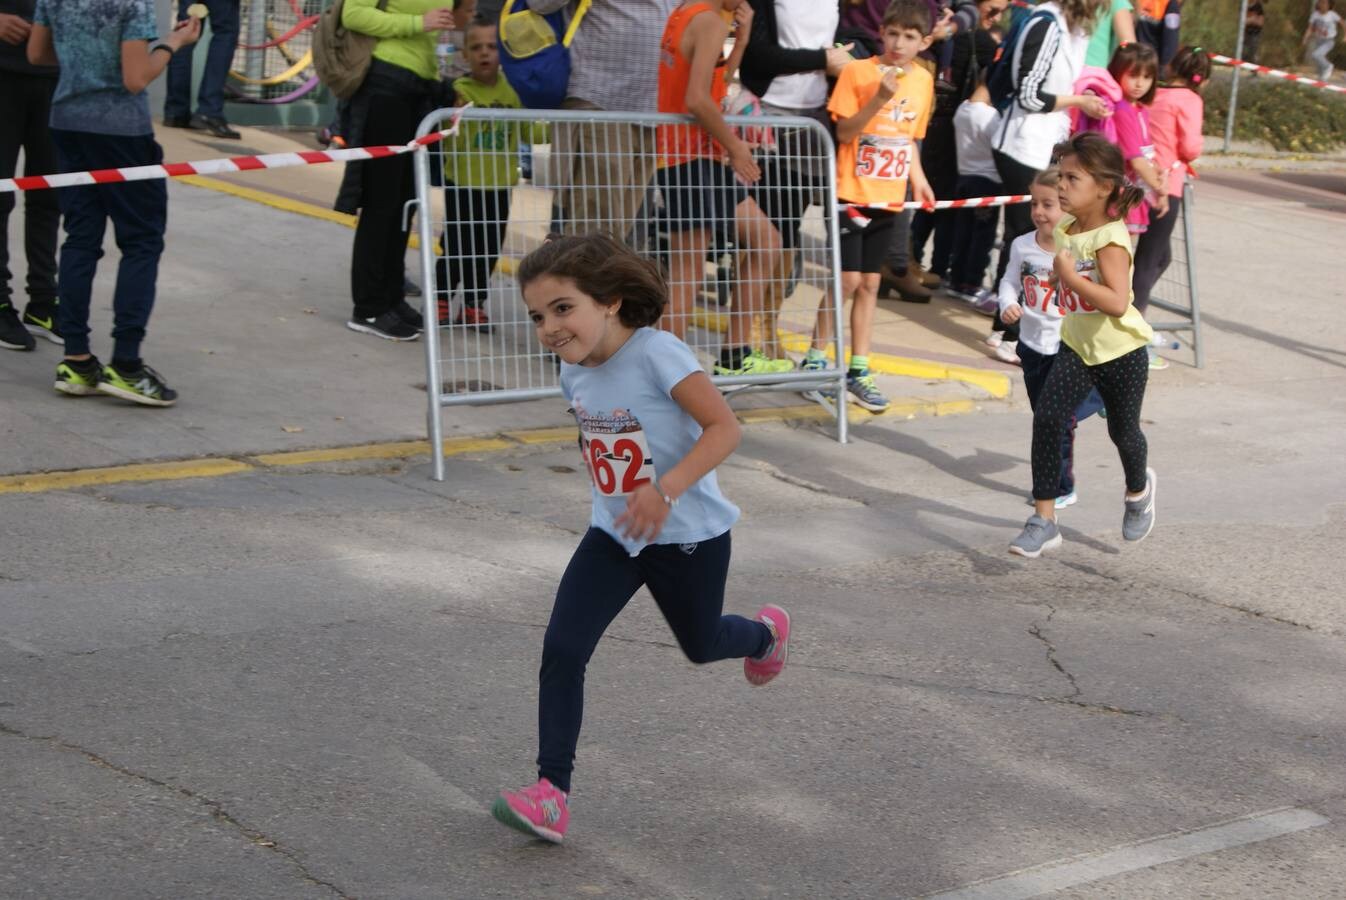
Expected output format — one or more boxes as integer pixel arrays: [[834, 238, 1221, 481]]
[[22, 305, 62, 345], [0, 305, 36, 351], [346, 310, 420, 341], [163, 114, 192, 128], [97, 361, 178, 407], [393, 299, 424, 331]]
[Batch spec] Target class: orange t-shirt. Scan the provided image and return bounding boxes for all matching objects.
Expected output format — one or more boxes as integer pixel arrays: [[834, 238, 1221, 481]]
[[829, 58, 933, 206], [657, 2, 729, 167]]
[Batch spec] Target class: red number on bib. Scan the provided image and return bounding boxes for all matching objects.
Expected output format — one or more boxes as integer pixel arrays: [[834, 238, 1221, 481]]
[[613, 437, 651, 494], [588, 438, 617, 494]]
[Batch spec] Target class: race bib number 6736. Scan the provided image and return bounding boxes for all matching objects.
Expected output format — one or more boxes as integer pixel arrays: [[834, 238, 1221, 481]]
[[580, 428, 655, 497]]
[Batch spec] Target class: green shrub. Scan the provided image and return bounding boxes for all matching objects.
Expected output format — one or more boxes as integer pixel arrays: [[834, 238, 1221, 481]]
[[1202, 70, 1346, 152]]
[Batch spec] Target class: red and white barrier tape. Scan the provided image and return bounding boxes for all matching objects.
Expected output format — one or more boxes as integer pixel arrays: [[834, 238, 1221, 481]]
[[0, 109, 466, 194], [1208, 54, 1346, 94], [848, 194, 1031, 212]]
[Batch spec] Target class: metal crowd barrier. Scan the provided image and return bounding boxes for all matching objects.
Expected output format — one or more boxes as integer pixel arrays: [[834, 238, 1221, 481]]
[[1144, 180, 1203, 368], [410, 107, 848, 481]]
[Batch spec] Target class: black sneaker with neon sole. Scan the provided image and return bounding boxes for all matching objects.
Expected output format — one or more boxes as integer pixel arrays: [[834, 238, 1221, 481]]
[[23, 307, 63, 345], [97, 362, 177, 407], [54, 357, 102, 395]]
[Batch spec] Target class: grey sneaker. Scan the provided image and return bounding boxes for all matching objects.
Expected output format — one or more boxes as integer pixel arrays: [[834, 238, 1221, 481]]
[[1009, 514, 1062, 558], [1122, 467, 1157, 542]]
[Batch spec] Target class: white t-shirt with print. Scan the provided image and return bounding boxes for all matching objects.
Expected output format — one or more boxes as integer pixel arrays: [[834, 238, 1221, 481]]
[[1310, 9, 1342, 39], [997, 231, 1065, 355], [561, 327, 740, 556]]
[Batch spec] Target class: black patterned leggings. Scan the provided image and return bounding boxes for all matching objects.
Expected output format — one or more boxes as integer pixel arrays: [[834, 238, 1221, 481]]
[[1032, 344, 1150, 500]]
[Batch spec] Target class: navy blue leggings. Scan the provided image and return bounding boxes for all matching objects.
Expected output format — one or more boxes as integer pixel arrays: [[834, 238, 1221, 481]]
[[536, 528, 770, 793]]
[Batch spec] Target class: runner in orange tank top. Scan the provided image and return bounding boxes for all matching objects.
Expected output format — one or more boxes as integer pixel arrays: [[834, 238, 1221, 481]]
[[655, 0, 793, 376]]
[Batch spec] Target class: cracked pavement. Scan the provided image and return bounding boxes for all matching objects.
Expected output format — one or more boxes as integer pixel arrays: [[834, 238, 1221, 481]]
[[2, 167, 1346, 897]]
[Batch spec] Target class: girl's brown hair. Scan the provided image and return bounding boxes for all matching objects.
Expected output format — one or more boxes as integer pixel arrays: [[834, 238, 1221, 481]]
[[1059, 0, 1110, 34], [1052, 132, 1146, 219], [1165, 45, 1212, 92], [1033, 166, 1061, 189], [1108, 42, 1159, 105], [517, 233, 667, 328]]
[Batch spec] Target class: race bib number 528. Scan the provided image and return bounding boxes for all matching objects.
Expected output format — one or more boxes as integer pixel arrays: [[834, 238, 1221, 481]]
[[580, 428, 655, 497], [856, 137, 911, 181]]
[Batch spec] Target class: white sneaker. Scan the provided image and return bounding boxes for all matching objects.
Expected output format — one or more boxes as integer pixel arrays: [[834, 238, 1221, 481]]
[[994, 340, 1020, 365], [984, 330, 1004, 349]]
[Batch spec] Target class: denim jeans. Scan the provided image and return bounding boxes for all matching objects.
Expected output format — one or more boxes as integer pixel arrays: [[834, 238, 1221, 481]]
[[50, 130, 166, 360], [164, 0, 241, 119]]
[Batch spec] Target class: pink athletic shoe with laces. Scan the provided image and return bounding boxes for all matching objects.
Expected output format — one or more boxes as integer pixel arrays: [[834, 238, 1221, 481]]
[[743, 604, 790, 686], [491, 778, 569, 843]]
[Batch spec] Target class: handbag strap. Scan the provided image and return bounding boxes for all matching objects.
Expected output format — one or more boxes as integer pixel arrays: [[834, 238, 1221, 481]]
[[561, 0, 591, 47]]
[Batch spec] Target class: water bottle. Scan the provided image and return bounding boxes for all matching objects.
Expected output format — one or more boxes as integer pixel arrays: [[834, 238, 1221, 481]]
[[436, 34, 455, 81]]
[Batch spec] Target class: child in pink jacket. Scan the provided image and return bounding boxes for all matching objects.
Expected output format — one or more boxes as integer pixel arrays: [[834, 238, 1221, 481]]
[[1132, 46, 1208, 326]]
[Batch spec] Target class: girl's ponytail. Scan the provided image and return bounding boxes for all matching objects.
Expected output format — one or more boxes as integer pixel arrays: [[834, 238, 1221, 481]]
[[1166, 46, 1212, 92], [1111, 183, 1147, 219]]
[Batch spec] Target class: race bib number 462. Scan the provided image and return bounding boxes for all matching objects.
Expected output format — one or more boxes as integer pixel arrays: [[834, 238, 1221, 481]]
[[580, 428, 655, 497], [856, 136, 911, 181]]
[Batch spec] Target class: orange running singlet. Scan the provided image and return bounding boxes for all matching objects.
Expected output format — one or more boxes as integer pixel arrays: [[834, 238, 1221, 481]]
[[657, 2, 729, 166]]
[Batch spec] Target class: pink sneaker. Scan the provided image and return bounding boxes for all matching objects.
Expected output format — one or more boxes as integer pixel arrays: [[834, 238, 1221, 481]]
[[743, 604, 790, 686], [491, 778, 569, 843]]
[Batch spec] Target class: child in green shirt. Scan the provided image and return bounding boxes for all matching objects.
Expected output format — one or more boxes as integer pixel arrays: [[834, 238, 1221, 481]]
[[435, 20, 545, 330]]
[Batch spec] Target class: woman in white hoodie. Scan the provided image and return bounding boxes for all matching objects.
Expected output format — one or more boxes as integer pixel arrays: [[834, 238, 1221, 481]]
[[992, 0, 1109, 286]]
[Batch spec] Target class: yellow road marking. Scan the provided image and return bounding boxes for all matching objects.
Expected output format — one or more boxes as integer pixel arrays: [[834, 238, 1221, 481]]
[[0, 458, 253, 495], [502, 426, 577, 445], [254, 437, 513, 467], [0, 397, 981, 496]]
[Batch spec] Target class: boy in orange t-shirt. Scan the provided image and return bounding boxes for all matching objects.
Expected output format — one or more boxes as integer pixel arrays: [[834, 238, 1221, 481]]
[[804, 0, 935, 413]]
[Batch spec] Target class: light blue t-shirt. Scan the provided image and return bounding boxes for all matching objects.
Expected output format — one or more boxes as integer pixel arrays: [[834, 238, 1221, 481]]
[[561, 327, 740, 556], [33, 0, 157, 136]]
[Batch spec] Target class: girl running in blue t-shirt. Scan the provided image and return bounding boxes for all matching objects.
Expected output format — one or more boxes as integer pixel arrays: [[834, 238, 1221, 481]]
[[490, 234, 791, 844]]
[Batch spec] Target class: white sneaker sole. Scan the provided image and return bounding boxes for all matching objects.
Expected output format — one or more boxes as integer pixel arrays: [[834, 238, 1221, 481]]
[[26, 324, 63, 345], [54, 380, 99, 396], [97, 381, 176, 407], [1009, 531, 1062, 559]]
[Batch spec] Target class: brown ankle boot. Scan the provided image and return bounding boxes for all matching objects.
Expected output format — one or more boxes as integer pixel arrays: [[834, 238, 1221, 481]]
[[880, 264, 933, 303]]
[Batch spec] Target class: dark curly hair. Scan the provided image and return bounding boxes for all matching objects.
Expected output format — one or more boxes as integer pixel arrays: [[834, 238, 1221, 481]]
[[1052, 132, 1146, 219], [517, 233, 667, 328]]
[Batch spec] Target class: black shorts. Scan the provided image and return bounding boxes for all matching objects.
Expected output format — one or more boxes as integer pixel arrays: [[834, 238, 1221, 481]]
[[657, 159, 748, 233], [838, 208, 896, 274]]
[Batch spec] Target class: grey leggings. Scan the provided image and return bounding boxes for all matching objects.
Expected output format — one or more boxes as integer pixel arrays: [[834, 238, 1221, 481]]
[[1032, 344, 1150, 500]]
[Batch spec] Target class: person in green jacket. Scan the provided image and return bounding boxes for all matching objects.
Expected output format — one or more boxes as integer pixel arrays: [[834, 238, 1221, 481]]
[[341, 0, 456, 342], [434, 20, 545, 331]]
